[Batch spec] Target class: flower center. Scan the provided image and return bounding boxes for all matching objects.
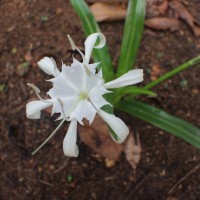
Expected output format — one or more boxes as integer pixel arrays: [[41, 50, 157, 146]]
[[79, 92, 88, 100]]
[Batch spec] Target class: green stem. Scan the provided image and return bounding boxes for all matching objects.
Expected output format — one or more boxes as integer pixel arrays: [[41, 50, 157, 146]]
[[144, 56, 200, 90]]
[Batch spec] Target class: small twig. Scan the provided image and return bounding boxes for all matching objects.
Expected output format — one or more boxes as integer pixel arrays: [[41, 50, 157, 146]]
[[165, 163, 200, 199], [38, 180, 54, 187], [54, 158, 70, 174], [124, 172, 153, 200]]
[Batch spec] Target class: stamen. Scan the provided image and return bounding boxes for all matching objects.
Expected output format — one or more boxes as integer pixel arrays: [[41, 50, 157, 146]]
[[32, 118, 65, 155], [27, 83, 52, 103], [67, 34, 86, 63], [57, 98, 70, 121]]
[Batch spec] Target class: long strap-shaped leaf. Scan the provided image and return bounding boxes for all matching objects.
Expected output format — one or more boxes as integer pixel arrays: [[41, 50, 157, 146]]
[[117, 100, 200, 149], [70, 0, 115, 82], [117, 0, 146, 77]]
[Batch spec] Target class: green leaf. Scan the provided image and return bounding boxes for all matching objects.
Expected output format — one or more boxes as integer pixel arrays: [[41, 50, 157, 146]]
[[114, 86, 157, 104], [101, 104, 113, 114], [109, 127, 118, 142], [70, 0, 115, 82], [117, 0, 146, 77], [117, 100, 200, 149]]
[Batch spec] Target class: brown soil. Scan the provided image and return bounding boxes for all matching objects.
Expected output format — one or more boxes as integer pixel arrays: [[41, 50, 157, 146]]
[[0, 1, 200, 200]]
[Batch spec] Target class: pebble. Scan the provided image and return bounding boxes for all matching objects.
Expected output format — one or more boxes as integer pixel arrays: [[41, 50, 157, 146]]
[[38, 167, 43, 173], [56, 8, 63, 15], [105, 158, 115, 168], [16, 62, 30, 76], [192, 89, 199, 94], [49, 165, 55, 170]]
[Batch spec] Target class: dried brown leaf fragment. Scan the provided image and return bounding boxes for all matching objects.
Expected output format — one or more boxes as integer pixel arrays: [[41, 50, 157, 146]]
[[90, 2, 126, 22], [124, 132, 142, 174], [169, 0, 200, 36], [78, 115, 124, 161], [145, 17, 180, 31]]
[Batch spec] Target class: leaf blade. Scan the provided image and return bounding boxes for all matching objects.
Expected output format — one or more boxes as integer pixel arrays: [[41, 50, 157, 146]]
[[117, 0, 146, 77], [117, 100, 200, 148]]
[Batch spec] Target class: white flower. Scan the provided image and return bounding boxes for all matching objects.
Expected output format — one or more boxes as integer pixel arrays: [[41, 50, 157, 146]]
[[26, 33, 143, 157]]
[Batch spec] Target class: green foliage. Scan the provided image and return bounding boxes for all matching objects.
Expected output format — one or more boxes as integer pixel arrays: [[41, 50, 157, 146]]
[[117, 101, 200, 149], [117, 0, 146, 77]]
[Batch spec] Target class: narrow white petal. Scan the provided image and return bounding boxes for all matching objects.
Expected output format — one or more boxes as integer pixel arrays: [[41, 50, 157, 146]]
[[37, 57, 60, 76], [84, 33, 106, 64], [104, 69, 143, 89], [98, 110, 129, 143], [26, 100, 52, 119], [63, 119, 79, 157], [87, 62, 100, 75], [89, 85, 110, 109], [67, 35, 86, 63]]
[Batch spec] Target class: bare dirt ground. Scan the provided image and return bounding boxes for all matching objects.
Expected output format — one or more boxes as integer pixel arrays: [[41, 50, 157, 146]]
[[0, 0, 200, 200]]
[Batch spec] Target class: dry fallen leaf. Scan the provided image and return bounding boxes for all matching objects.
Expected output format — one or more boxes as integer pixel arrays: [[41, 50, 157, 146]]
[[86, 0, 126, 3], [124, 133, 141, 174], [169, 0, 200, 36], [90, 2, 126, 22], [146, 0, 166, 18], [156, 0, 168, 15], [145, 17, 180, 31], [78, 115, 124, 161]]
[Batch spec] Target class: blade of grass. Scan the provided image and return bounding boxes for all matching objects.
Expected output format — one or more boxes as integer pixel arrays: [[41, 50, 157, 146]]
[[144, 56, 200, 90], [116, 0, 146, 77], [70, 0, 115, 82], [117, 100, 200, 149]]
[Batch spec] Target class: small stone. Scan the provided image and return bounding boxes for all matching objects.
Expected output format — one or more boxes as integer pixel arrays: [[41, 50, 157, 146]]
[[24, 51, 33, 62], [179, 79, 188, 88], [38, 167, 42, 173], [41, 16, 48, 22], [19, 177, 24, 182], [16, 62, 30, 76], [49, 165, 55, 170], [56, 8, 63, 15], [192, 89, 199, 94], [6, 62, 15, 76], [160, 169, 166, 176], [11, 47, 17, 54], [105, 158, 115, 168]]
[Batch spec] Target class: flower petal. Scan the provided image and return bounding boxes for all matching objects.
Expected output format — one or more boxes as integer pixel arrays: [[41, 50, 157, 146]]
[[98, 110, 129, 143], [89, 84, 110, 110], [104, 69, 143, 89], [63, 119, 79, 157], [37, 57, 60, 76], [26, 100, 52, 119], [84, 33, 106, 64], [70, 100, 96, 125]]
